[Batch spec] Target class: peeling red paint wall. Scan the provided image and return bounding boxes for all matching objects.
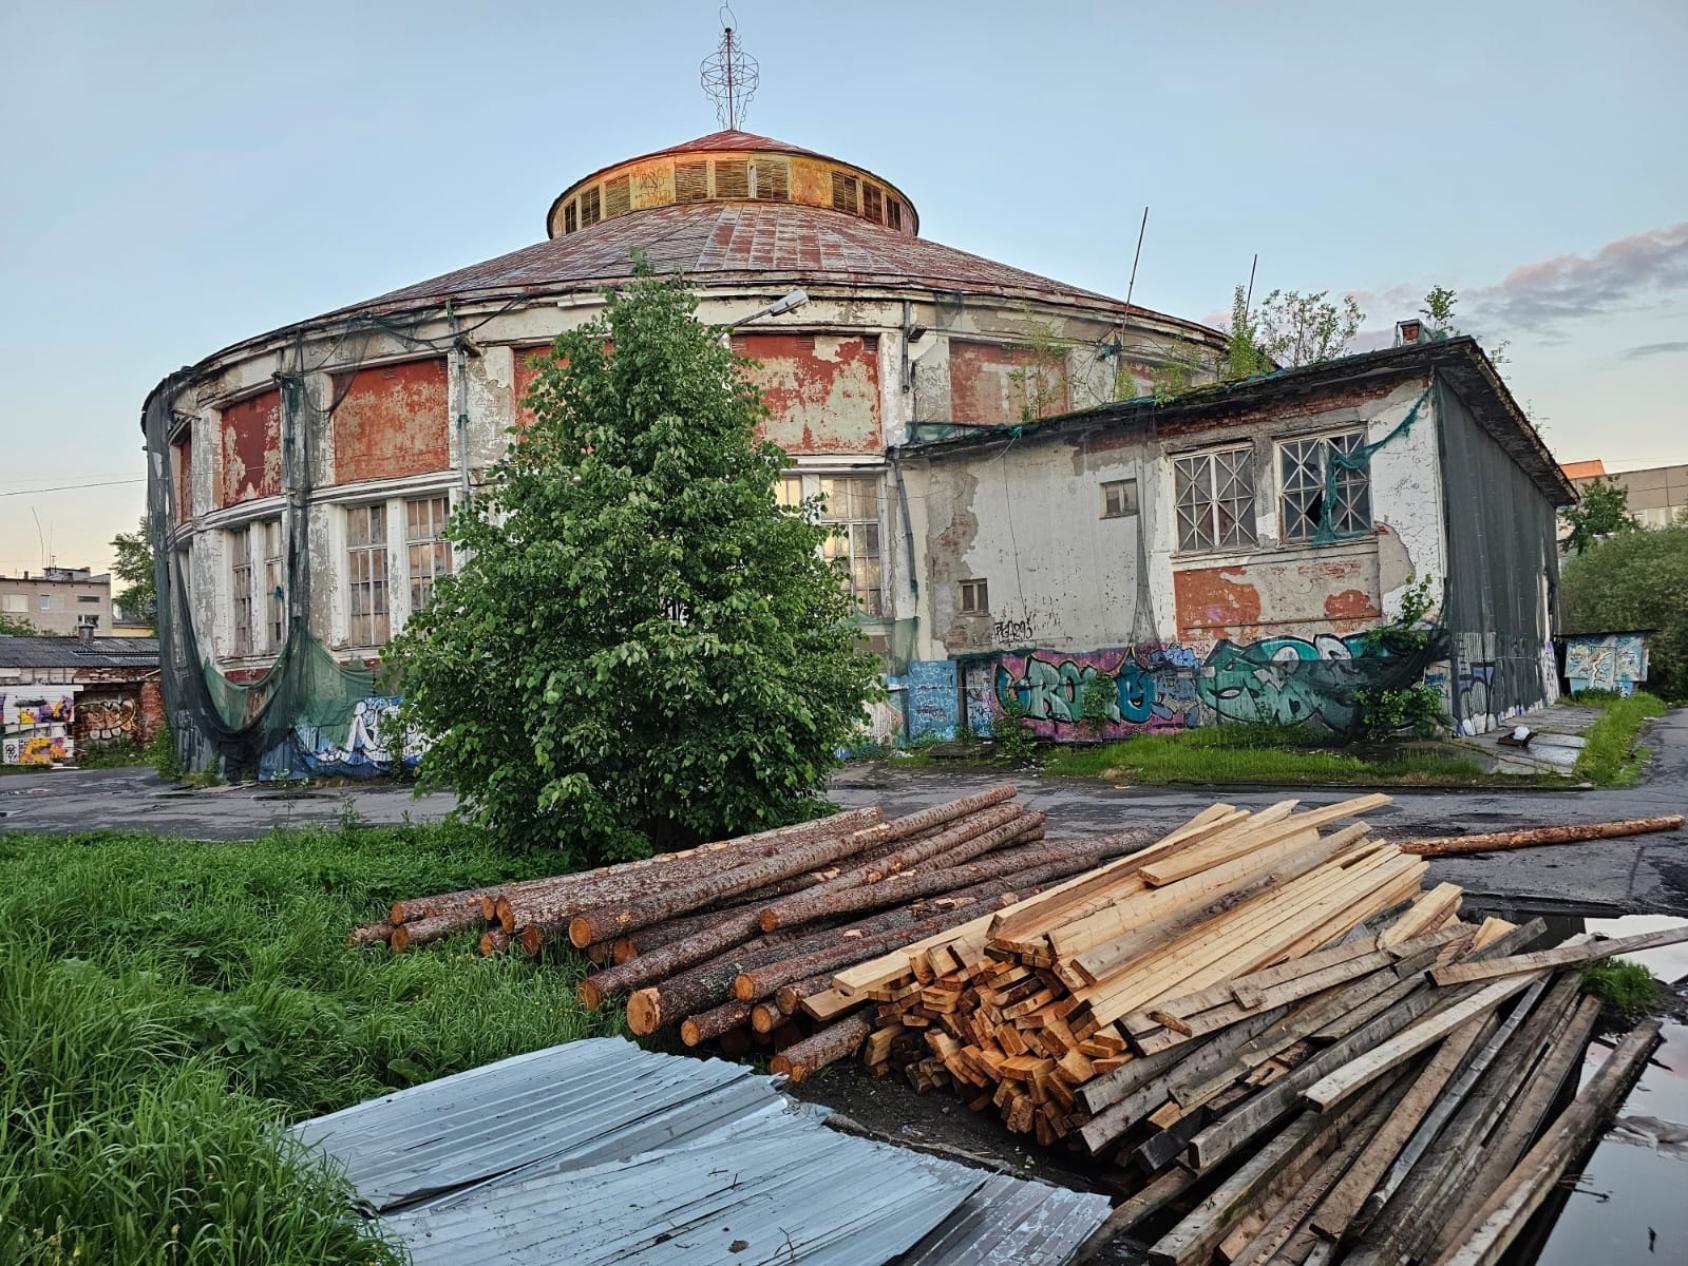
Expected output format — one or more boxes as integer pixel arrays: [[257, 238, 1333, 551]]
[[732, 332, 881, 454], [512, 344, 560, 428], [218, 389, 282, 507], [1174, 554, 1381, 643], [331, 359, 449, 484], [172, 434, 192, 523], [949, 340, 1068, 426]]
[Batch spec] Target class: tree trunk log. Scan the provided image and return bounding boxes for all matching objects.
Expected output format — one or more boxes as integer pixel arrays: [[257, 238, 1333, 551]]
[[568, 788, 1018, 948], [389, 907, 482, 951], [680, 998, 758, 1046], [348, 920, 394, 946], [495, 806, 882, 931], [1394, 815, 1682, 857], [770, 1013, 874, 1083], [479, 926, 509, 956]]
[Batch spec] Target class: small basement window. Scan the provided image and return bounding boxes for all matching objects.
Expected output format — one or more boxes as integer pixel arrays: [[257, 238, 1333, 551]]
[[960, 579, 989, 614], [1101, 479, 1139, 519]]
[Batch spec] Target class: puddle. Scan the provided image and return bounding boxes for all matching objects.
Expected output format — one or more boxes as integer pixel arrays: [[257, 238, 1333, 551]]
[[1453, 909, 1688, 1264], [1532, 1023, 1688, 1266]]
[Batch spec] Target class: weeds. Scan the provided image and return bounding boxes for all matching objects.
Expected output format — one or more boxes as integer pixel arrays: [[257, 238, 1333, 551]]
[[1042, 724, 1503, 786], [1572, 690, 1667, 786], [1581, 959, 1661, 1016], [0, 823, 616, 1264]]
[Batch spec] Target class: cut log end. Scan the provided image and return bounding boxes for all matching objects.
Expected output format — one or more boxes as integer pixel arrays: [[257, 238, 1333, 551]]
[[733, 972, 757, 1002], [568, 916, 596, 949], [680, 1018, 704, 1046], [577, 978, 603, 1010], [388, 926, 411, 952], [612, 936, 638, 965], [519, 926, 545, 957], [495, 896, 515, 934], [769, 1053, 804, 1082], [751, 1002, 781, 1034], [478, 928, 509, 956], [759, 910, 781, 933], [627, 988, 663, 1036]]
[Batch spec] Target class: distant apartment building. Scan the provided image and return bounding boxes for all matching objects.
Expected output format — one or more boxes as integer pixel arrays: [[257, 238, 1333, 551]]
[[0, 566, 113, 636], [1561, 460, 1688, 529]]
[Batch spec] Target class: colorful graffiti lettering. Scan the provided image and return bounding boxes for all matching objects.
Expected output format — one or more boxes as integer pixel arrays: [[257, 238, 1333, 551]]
[[1193, 634, 1373, 731], [1564, 633, 1649, 696], [3, 693, 75, 765], [994, 646, 1199, 738]]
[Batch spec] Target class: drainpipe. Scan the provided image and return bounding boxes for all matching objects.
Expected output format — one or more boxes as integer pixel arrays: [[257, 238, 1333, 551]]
[[447, 303, 471, 502]]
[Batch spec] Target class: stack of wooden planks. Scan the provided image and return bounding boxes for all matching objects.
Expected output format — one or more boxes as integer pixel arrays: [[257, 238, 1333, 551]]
[[798, 795, 1680, 1265]]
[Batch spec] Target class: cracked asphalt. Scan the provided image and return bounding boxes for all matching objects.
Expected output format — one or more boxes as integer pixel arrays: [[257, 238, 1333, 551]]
[[4, 711, 1685, 915]]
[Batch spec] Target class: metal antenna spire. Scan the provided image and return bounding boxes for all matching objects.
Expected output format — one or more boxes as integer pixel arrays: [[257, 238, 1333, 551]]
[[701, 4, 759, 130]]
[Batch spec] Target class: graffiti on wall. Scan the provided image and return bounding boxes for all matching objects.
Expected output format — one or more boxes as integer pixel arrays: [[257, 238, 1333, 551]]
[[1564, 633, 1649, 696], [79, 695, 139, 745], [2, 693, 76, 765], [257, 695, 426, 779], [1195, 634, 1374, 731], [994, 644, 1201, 738], [988, 632, 1429, 740], [906, 660, 959, 741]]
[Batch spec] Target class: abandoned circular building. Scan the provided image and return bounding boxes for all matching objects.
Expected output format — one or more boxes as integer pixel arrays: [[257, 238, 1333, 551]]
[[144, 127, 1228, 775]]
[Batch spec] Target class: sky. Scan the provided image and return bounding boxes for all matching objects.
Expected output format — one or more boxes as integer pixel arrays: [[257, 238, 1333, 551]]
[[2, 0, 1685, 577]]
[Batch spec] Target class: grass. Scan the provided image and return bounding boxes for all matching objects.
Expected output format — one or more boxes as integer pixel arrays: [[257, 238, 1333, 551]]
[[1581, 959, 1661, 1015], [0, 822, 618, 1265], [1570, 690, 1668, 786], [1040, 724, 1520, 787]]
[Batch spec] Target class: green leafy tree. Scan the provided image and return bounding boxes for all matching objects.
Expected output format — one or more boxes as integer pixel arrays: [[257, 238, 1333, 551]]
[[1420, 285, 1459, 332], [1255, 289, 1365, 367], [1221, 286, 1272, 382], [0, 612, 37, 635], [1560, 475, 1640, 555], [111, 517, 157, 624], [387, 260, 883, 861], [1561, 524, 1688, 701]]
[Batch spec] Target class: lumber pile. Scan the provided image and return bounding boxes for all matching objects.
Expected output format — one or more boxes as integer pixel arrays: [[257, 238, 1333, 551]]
[[804, 796, 1678, 1265], [360, 791, 1681, 1265]]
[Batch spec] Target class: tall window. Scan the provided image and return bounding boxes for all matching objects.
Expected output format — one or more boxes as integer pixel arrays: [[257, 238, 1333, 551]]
[[1175, 447, 1257, 552], [262, 519, 285, 651], [230, 528, 253, 655], [1279, 431, 1371, 541], [779, 473, 883, 616], [347, 504, 389, 646], [406, 496, 453, 614]]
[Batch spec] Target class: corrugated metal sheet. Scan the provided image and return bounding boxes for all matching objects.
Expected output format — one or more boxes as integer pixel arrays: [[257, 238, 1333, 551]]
[[0, 636, 159, 669], [293, 1038, 1111, 1265]]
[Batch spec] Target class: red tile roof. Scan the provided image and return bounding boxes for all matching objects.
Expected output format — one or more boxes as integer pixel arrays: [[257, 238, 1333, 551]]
[[1560, 460, 1606, 480]]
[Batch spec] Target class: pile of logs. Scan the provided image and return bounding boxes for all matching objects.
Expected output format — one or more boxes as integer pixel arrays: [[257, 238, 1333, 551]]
[[792, 797, 1681, 1265], [361, 793, 1685, 1266]]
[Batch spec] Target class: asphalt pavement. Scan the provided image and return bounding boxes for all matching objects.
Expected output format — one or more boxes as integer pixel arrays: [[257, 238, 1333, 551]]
[[4, 711, 1685, 915]]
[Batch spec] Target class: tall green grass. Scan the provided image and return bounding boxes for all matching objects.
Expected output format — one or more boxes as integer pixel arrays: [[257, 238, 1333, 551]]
[[1041, 724, 1492, 785], [1571, 690, 1668, 786], [0, 823, 617, 1264]]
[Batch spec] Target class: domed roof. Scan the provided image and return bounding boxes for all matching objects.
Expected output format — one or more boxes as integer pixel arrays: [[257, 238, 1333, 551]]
[[199, 131, 1220, 362]]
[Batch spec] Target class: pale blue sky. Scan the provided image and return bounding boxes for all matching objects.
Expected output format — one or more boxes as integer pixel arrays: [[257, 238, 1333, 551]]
[[3, 0, 1684, 575]]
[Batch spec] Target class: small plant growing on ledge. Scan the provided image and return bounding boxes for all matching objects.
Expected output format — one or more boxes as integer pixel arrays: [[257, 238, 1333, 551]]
[[1581, 959, 1660, 1017], [993, 693, 1037, 760]]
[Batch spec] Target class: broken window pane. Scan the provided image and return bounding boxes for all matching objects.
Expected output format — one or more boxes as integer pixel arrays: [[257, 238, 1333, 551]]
[[1279, 430, 1370, 541]]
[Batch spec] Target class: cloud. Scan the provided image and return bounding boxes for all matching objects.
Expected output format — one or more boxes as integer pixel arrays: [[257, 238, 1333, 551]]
[[1469, 222, 1688, 333], [1622, 339, 1688, 360]]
